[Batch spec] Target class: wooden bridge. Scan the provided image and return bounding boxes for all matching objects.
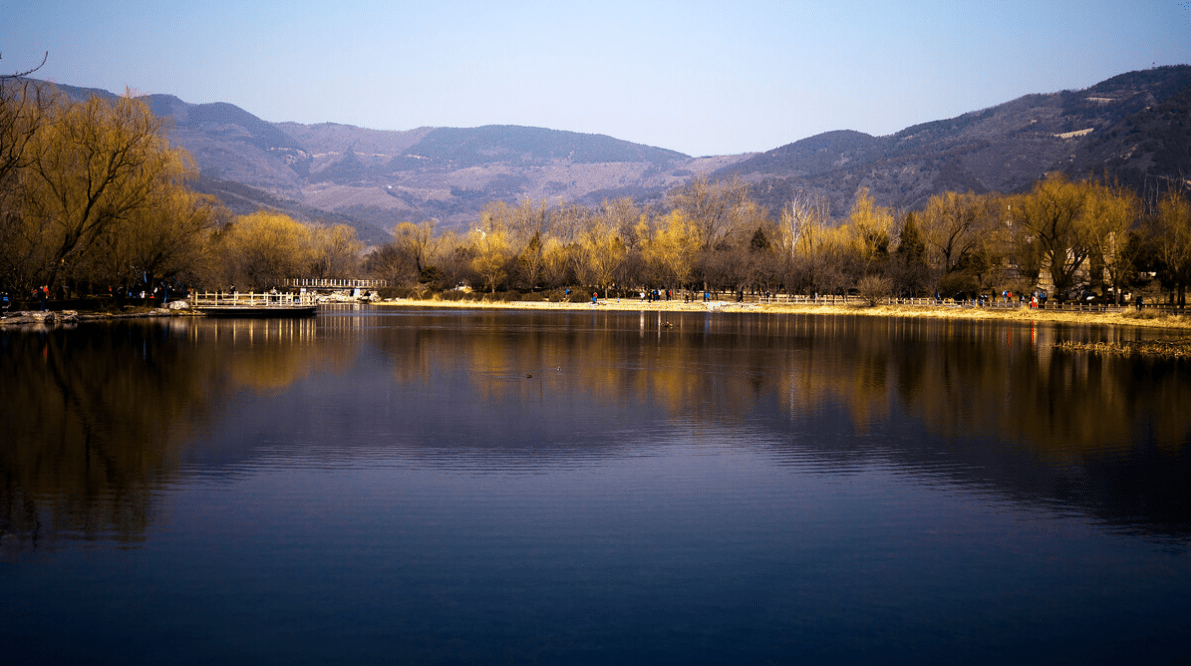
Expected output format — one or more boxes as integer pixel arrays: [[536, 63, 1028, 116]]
[[282, 278, 387, 291]]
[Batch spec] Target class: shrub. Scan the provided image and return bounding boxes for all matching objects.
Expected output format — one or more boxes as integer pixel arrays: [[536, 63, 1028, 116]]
[[856, 275, 894, 306], [378, 286, 424, 299], [1123, 308, 1163, 320], [434, 290, 472, 302]]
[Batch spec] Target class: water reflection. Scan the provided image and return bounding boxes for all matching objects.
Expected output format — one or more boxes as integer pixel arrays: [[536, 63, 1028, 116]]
[[2, 309, 1189, 555], [1, 321, 214, 552]]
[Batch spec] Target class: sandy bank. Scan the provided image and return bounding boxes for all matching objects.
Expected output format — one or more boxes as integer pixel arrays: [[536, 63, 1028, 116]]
[[375, 298, 1191, 331]]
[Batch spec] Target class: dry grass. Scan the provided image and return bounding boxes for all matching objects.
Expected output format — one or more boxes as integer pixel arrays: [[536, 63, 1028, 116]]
[[375, 298, 1191, 331], [1054, 339, 1191, 357]]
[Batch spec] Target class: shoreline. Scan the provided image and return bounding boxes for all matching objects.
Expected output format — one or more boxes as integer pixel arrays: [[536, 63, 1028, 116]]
[[2, 299, 1187, 333], [0, 308, 184, 327], [374, 297, 1191, 331]]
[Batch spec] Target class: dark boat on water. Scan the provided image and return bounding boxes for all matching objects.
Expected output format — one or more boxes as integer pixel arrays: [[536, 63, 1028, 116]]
[[196, 304, 318, 318]]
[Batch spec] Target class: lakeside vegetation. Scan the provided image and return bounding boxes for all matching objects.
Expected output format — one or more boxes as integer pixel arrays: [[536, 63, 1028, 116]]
[[3, 82, 1191, 315]]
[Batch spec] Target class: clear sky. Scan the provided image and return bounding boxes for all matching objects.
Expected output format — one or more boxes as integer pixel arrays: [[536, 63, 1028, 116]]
[[3, 1, 1188, 156]]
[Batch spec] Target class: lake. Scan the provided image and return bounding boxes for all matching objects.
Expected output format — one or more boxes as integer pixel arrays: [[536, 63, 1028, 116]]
[[2, 307, 1189, 664]]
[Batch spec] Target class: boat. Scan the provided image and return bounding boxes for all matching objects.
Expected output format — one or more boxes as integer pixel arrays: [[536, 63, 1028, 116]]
[[196, 304, 317, 318]]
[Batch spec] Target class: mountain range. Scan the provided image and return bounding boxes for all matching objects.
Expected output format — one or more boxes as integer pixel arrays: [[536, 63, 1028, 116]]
[[49, 65, 1191, 244]]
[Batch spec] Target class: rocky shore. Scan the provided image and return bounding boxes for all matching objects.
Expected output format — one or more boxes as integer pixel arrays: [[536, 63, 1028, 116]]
[[0, 308, 181, 326]]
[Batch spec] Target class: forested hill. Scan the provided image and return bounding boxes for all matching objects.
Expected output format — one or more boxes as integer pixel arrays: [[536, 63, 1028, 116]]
[[722, 65, 1191, 217]]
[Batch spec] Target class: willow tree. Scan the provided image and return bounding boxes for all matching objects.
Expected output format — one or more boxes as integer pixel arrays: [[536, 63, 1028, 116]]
[[0, 79, 47, 198], [215, 211, 313, 289], [470, 226, 512, 293], [309, 223, 364, 279], [366, 220, 435, 287], [540, 236, 574, 288], [1014, 173, 1091, 298], [574, 221, 625, 292], [637, 210, 698, 288], [20, 93, 191, 289], [845, 187, 895, 281], [890, 212, 930, 296], [0, 79, 50, 292], [919, 191, 993, 277], [1152, 188, 1191, 306], [83, 185, 221, 292], [1082, 180, 1140, 304]]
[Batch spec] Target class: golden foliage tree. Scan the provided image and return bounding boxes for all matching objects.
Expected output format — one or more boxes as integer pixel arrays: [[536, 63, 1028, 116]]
[[919, 191, 993, 275], [1082, 180, 1140, 304], [575, 221, 625, 290], [638, 210, 698, 287], [215, 211, 313, 289], [308, 223, 364, 279], [84, 185, 221, 292], [1013, 173, 1092, 297], [470, 212, 512, 293], [0, 80, 51, 291], [0, 79, 47, 197], [846, 187, 894, 271], [1152, 188, 1191, 305], [541, 236, 573, 287], [20, 93, 191, 288]]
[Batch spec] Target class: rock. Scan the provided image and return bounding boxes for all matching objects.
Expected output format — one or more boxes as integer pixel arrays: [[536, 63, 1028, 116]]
[[0, 314, 37, 325], [168, 300, 189, 310]]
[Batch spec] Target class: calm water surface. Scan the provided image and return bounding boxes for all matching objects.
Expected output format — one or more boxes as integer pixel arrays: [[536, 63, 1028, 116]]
[[2, 307, 1190, 664]]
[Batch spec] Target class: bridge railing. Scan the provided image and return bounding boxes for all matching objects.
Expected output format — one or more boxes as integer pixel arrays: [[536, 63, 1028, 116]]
[[282, 278, 388, 290], [191, 291, 318, 307]]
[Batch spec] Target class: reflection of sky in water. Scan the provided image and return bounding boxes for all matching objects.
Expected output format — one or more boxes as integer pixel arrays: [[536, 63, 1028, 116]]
[[2, 310, 1190, 664]]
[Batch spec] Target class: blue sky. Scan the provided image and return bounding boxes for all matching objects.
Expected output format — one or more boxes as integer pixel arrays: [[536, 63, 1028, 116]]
[[3, 1, 1188, 156]]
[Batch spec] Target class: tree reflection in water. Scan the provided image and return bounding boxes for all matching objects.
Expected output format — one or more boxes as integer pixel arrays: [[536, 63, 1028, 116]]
[[2, 310, 1189, 556]]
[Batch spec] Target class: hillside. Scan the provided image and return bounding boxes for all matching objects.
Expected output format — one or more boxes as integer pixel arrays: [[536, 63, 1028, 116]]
[[148, 99, 747, 237], [723, 65, 1191, 217], [43, 80, 744, 239], [40, 65, 1191, 235]]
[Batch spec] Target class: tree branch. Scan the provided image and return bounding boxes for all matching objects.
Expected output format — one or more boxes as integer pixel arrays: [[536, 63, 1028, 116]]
[[1, 51, 49, 79]]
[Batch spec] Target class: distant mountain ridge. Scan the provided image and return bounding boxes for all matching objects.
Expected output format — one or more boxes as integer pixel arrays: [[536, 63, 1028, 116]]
[[721, 65, 1191, 215], [43, 64, 1191, 241]]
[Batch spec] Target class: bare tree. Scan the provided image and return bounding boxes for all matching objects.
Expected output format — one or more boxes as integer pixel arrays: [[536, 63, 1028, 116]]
[[666, 175, 750, 251], [0, 52, 50, 192]]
